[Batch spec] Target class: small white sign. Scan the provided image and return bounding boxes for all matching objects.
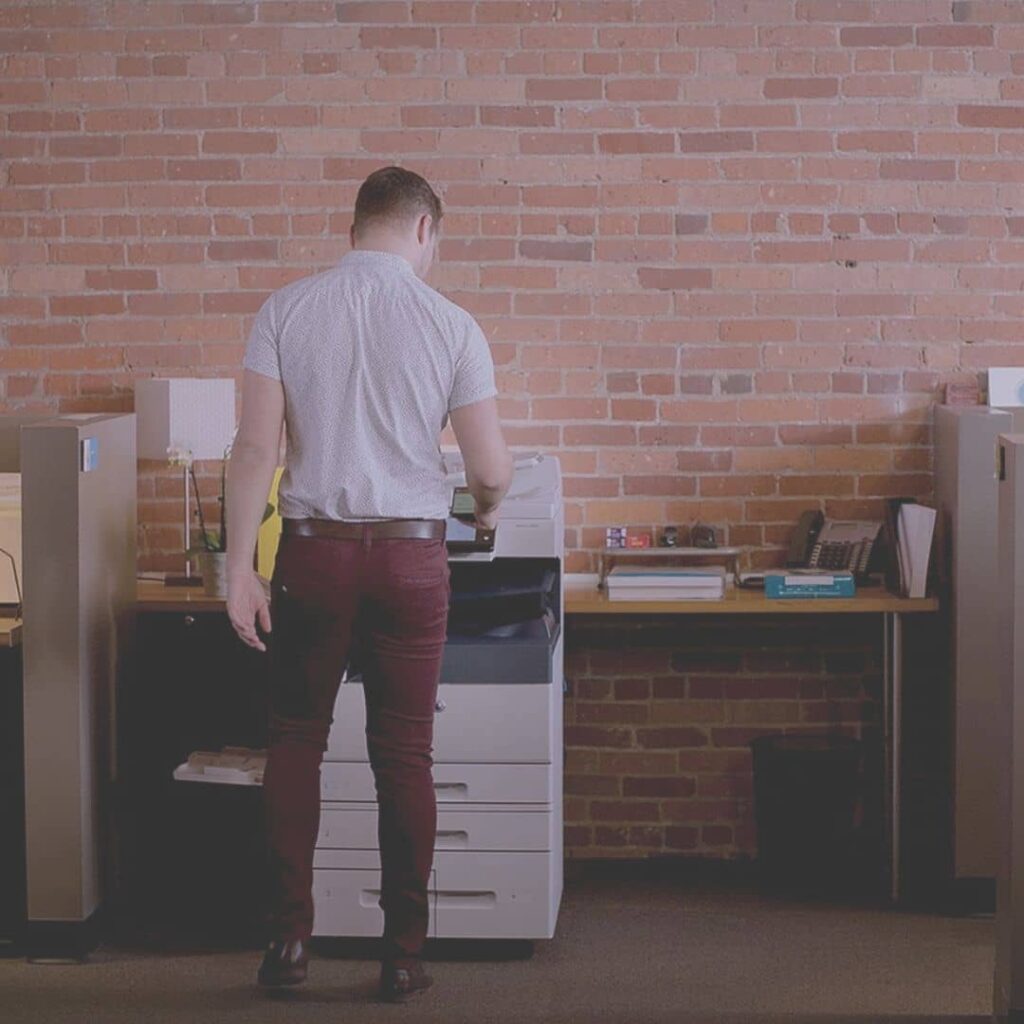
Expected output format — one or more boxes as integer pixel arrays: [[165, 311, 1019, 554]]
[[80, 437, 99, 473]]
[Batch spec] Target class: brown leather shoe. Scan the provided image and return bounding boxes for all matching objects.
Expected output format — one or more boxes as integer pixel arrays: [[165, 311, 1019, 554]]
[[379, 960, 434, 1003], [257, 939, 309, 988]]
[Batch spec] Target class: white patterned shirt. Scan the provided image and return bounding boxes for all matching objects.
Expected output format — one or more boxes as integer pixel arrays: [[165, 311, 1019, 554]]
[[243, 249, 497, 521]]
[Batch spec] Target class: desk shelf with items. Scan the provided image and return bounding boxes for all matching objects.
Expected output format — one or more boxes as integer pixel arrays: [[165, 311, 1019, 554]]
[[117, 605, 272, 943]]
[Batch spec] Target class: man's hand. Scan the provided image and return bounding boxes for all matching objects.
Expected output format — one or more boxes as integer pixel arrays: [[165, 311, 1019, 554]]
[[227, 570, 272, 653], [475, 504, 499, 531]]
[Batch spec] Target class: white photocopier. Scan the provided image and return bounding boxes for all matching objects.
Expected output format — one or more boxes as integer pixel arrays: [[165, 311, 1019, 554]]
[[311, 453, 564, 943]]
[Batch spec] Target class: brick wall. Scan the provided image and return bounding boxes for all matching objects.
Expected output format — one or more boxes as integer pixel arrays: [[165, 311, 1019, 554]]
[[0, 0, 995, 858], [564, 615, 885, 860]]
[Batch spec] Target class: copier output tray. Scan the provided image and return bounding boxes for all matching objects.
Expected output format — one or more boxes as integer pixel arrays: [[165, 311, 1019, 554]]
[[441, 559, 561, 685], [447, 559, 558, 630]]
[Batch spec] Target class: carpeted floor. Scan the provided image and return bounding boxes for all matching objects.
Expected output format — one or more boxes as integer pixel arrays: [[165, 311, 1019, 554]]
[[0, 875, 993, 1024]]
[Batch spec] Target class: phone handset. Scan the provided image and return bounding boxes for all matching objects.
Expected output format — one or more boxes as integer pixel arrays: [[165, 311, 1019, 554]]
[[785, 510, 824, 568]]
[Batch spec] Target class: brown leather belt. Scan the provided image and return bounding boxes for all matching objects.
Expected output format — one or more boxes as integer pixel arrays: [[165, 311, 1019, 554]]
[[282, 518, 446, 541]]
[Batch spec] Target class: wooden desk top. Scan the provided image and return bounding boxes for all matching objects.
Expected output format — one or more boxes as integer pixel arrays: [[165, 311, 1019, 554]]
[[564, 580, 939, 616], [137, 580, 228, 613], [138, 579, 939, 618], [0, 617, 23, 648]]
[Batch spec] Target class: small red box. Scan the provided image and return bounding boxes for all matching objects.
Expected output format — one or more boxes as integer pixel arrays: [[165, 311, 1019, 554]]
[[626, 529, 651, 549]]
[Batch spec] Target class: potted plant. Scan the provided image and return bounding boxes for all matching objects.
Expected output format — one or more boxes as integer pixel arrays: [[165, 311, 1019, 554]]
[[170, 443, 274, 598]]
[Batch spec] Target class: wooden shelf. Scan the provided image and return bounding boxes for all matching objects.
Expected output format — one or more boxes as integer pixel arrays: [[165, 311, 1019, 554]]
[[0, 617, 21, 648], [566, 580, 939, 616], [138, 579, 941, 618]]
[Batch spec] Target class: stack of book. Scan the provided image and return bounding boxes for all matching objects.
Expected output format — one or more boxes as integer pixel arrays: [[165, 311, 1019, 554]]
[[605, 565, 726, 601]]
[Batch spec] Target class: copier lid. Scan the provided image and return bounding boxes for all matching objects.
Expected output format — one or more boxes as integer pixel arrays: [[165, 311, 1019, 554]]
[[444, 451, 561, 522]]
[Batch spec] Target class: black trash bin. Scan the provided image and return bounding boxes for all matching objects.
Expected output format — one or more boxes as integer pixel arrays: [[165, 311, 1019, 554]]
[[751, 734, 865, 896]]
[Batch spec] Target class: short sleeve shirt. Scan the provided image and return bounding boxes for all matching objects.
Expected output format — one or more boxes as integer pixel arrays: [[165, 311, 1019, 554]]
[[243, 249, 497, 521]]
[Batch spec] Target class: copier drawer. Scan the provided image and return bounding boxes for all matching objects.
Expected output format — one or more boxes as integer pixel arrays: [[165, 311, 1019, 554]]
[[326, 682, 555, 763], [318, 805, 551, 852], [320, 761, 554, 804], [312, 866, 437, 939], [433, 851, 556, 940]]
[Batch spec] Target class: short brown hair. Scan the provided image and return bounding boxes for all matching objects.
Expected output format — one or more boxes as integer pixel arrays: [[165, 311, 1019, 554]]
[[352, 166, 443, 237]]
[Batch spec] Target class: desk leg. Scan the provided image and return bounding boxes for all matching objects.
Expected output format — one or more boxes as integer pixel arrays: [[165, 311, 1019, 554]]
[[884, 612, 903, 904]]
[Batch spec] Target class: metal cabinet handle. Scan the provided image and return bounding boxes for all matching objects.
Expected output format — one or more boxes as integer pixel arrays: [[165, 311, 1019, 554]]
[[434, 698, 446, 713], [183, 615, 195, 626]]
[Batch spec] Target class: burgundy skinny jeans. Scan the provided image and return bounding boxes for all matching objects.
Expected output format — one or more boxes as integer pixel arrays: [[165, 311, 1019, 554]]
[[262, 527, 449, 966]]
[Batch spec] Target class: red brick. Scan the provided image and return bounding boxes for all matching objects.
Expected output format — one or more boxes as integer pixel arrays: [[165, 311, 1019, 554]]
[[623, 475, 696, 496], [9, 110, 79, 132], [167, 159, 240, 180], [525, 78, 603, 101], [361, 26, 437, 47], [207, 239, 279, 261], [241, 105, 317, 128], [257, 1, 335, 22], [86, 269, 158, 291], [959, 105, 1024, 128], [181, 2, 254, 23], [519, 239, 593, 261], [606, 78, 679, 102], [565, 726, 633, 748], [339, 0, 412, 18], [598, 132, 675, 154], [590, 801, 661, 823], [49, 293, 125, 318], [480, 105, 556, 127], [840, 26, 914, 46], [763, 78, 839, 99], [880, 159, 956, 181], [521, 132, 594, 154], [401, 105, 475, 128], [638, 268, 712, 290], [917, 25, 993, 47], [838, 131, 914, 152], [50, 135, 122, 158], [9, 162, 86, 185], [203, 292, 269, 314], [680, 131, 753, 153], [6, 322, 84, 346], [795, 0, 870, 19], [201, 132, 278, 154], [636, 727, 708, 749]]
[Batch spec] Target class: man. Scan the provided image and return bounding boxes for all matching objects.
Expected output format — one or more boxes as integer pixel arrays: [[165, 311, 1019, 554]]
[[224, 166, 513, 1002]]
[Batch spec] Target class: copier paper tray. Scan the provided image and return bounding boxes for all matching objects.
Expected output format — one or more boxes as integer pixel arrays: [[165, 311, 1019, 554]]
[[441, 560, 561, 685]]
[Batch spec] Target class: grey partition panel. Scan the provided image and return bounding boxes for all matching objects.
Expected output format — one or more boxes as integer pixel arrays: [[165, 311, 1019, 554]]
[[935, 406, 1024, 879], [995, 434, 1024, 1021], [19, 415, 136, 928]]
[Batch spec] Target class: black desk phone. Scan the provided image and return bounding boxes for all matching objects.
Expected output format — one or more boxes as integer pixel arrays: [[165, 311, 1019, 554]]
[[785, 510, 881, 576], [446, 487, 496, 554]]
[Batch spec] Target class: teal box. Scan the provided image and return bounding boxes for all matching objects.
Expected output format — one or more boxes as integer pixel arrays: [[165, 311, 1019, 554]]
[[764, 570, 855, 599]]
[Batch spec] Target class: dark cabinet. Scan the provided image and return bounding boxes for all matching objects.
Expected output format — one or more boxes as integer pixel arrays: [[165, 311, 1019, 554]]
[[116, 611, 271, 946], [0, 648, 25, 948]]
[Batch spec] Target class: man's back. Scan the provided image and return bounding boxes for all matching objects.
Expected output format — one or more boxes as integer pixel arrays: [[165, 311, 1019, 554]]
[[244, 248, 496, 522]]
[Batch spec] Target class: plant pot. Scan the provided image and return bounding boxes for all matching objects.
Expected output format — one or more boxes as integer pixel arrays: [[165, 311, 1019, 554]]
[[198, 551, 228, 599]]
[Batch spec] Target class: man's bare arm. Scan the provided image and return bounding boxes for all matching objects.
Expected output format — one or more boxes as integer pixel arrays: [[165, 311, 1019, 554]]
[[449, 396, 513, 522], [225, 370, 284, 650]]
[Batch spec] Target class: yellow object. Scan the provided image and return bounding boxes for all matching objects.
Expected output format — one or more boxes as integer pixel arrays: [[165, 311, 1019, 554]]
[[257, 468, 284, 579]]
